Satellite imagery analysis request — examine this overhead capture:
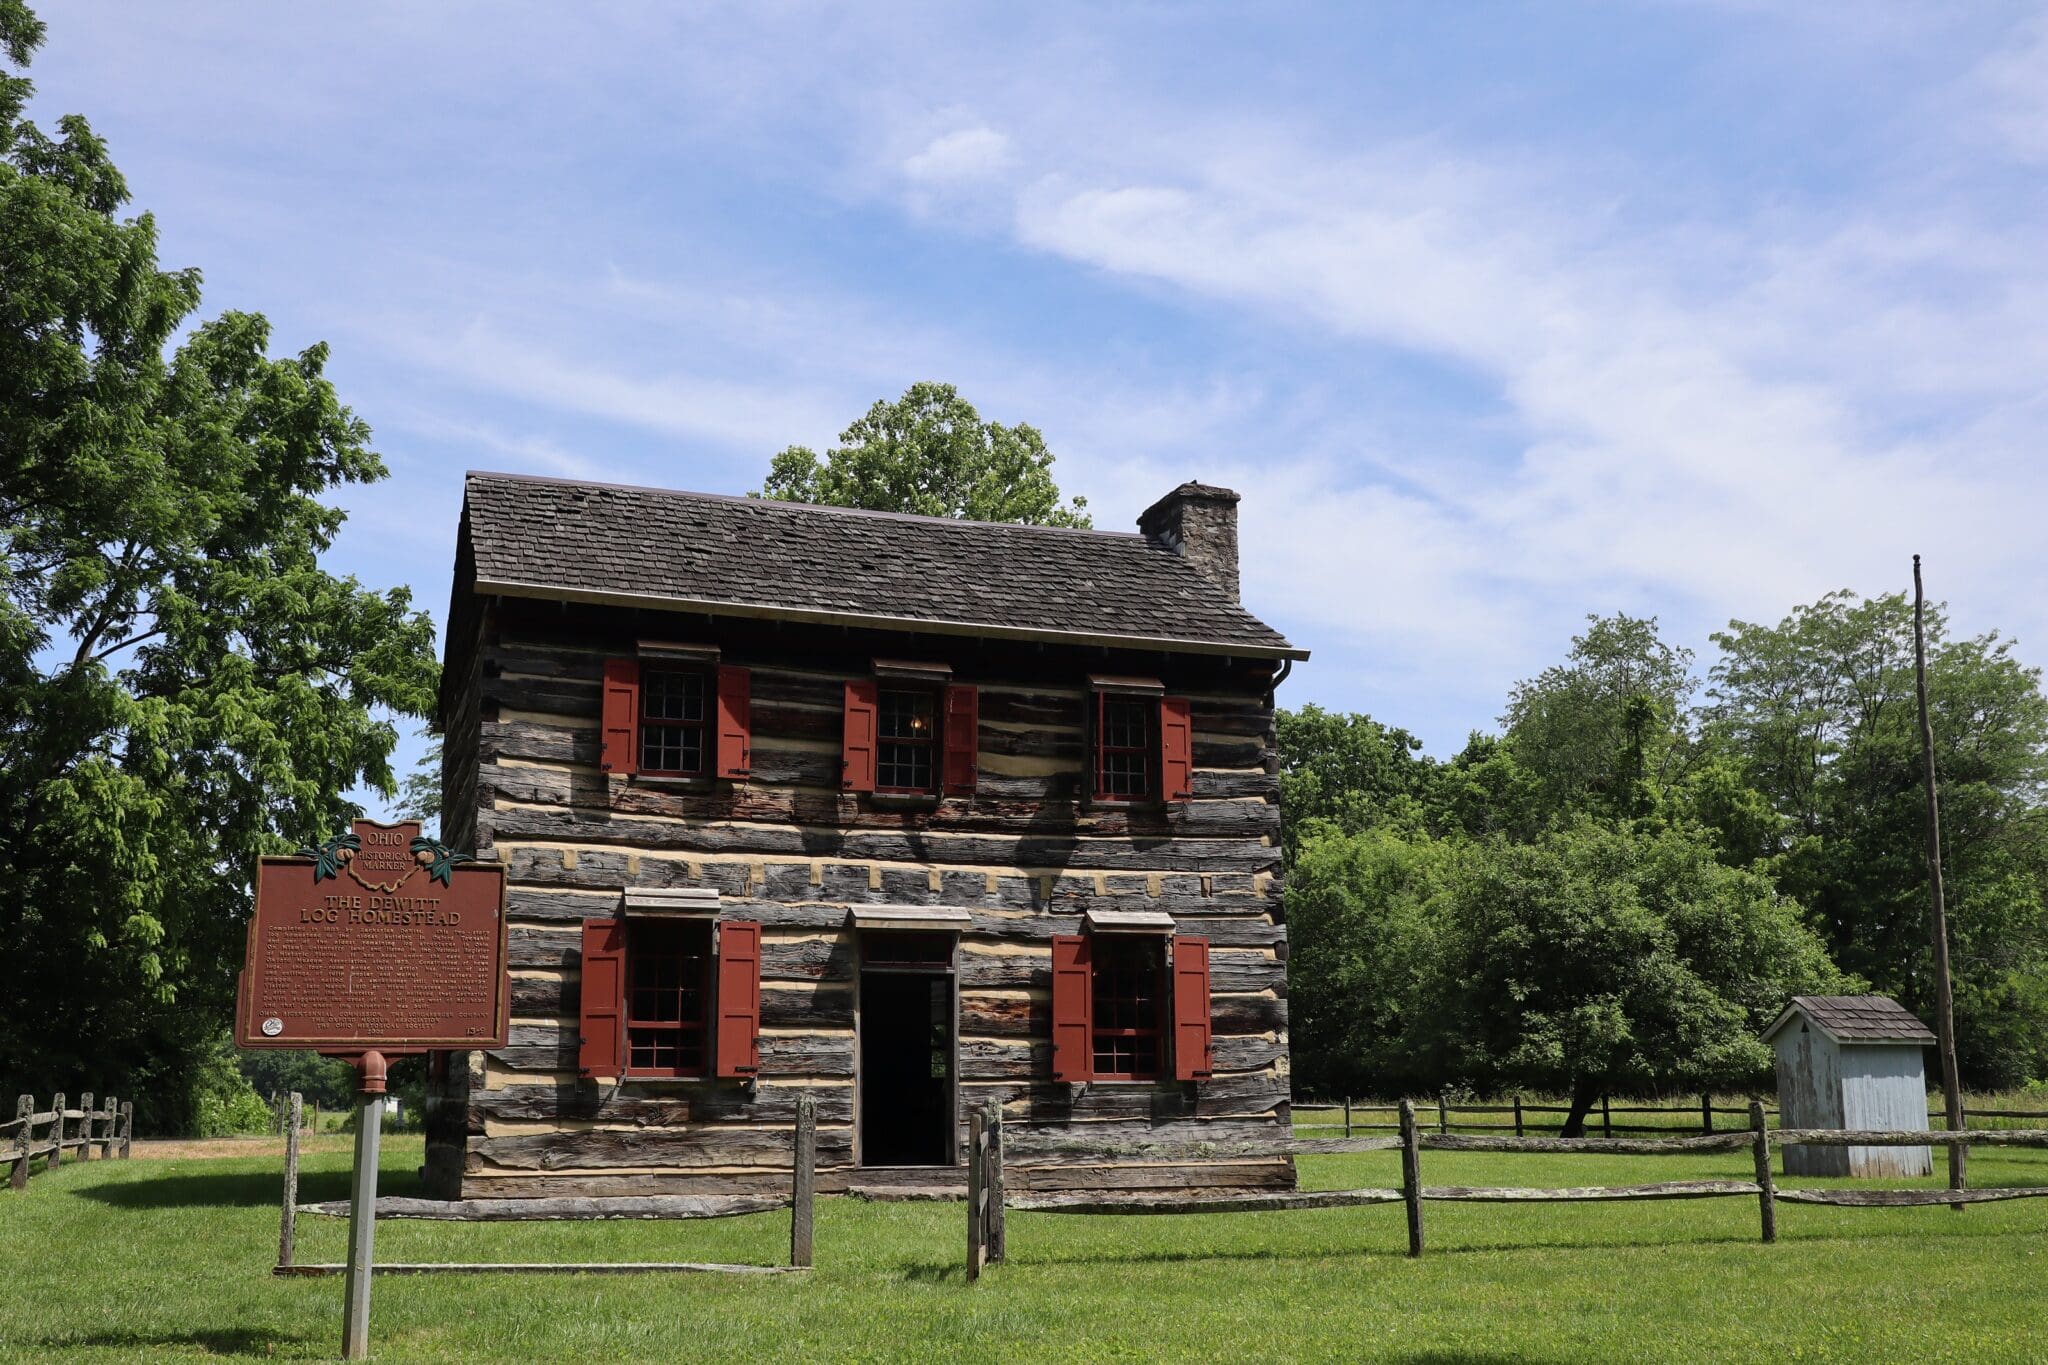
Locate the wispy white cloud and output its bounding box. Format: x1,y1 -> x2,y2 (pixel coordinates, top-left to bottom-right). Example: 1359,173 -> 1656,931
904,125 -> 1012,182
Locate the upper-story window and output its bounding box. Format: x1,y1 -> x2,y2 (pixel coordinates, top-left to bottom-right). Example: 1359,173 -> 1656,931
641,668 -> 708,776
876,687 -> 939,793
1089,678 -> 1194,805
843,667 -> 978,798
600,653 -> 751,781
1096,694 -> 1153,800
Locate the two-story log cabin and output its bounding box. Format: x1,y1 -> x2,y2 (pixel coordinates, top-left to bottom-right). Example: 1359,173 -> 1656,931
424,472 -> 1307,1199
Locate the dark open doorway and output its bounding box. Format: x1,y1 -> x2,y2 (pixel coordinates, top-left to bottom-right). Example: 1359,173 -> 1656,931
858,970 -> 955,1167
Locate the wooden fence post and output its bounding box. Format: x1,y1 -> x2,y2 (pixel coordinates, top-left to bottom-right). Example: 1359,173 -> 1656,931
280,1093 -> 302,1269
985,1100 -> 1005,1266
9,1095 -> 28,1190
790,1095 -> 815,1269
1748,1099 -> 1776,1244
966,1107 -> 986,1283
1437,1096 -> 1448,1134
97,1097 -> 114,1158
1343,1096 -> 1352,1138
1702,1093 -> 1713,1135
79,1093 -> 94,1161
1601,1094 -> 1612,1138
1399,1099 -> 1424,1258
47,1093 -> 63,1172
119,1100 -> 132,1158
1513,1094 -> 1524,1137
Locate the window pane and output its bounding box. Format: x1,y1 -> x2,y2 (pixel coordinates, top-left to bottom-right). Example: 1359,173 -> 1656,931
644,670 -> 705,722
626,920 -> 710,1075
879,689 -> 935,740
877,688 -> 936,791
1090,937 -> 1163,1078
1103,698 -> 1149,749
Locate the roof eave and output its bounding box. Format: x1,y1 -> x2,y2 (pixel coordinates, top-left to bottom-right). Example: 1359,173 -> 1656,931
473,576 -> 1311,662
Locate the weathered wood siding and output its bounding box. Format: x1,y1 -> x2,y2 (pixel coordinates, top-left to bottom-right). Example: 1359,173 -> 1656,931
1773,1029 -> 1932,1179
430,600 -> 1294,1199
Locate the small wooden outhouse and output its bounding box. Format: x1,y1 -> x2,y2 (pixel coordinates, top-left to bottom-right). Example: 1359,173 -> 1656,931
1762,995 -> 1935,1178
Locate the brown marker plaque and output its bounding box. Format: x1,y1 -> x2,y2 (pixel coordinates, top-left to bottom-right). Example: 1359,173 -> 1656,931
235,818 -> 508,1053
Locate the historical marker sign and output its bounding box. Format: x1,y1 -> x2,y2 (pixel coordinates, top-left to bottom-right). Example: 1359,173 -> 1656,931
235,818 -> 508,1052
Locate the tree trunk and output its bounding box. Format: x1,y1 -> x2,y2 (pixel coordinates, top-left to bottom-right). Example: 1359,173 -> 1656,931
1560,1078 -> 1602,1138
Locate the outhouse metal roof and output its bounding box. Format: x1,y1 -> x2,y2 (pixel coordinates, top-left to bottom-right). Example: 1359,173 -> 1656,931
455,471 -> 1307,661
1762,995 -> 1937,1046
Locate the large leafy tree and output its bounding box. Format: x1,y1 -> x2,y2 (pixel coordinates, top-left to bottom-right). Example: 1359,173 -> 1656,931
759,381 -> 1092,527
1704,590 -> 2048,1085
1410,822 -> 1845,1132
0,6 -> 437,1127
1503,613 -> 1696,821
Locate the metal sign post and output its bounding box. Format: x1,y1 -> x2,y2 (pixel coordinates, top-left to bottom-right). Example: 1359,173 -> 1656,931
341,1052 -> 386,1361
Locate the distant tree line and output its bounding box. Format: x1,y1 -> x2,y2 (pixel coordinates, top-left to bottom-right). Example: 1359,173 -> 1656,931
1284,600 -> 2048,1132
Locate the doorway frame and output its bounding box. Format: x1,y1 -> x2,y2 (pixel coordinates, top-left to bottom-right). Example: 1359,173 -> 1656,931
852,932 -> 961,1169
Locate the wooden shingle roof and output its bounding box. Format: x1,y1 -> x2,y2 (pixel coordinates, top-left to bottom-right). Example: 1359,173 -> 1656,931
1763,995 -> 1937,1045
456,471 -> 1306,660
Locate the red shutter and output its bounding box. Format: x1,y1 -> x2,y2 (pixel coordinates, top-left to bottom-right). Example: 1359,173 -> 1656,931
715,920 -> 762,1078
1050,933 -> 1094,1083
715,665 -> 752,780
1159,696 -> 1193,803
942,684 -> 979,796
601,658 -> 640,776
1171,935 -> 1213,1081
842,679 -> 878,792
578,918 -> 627,1080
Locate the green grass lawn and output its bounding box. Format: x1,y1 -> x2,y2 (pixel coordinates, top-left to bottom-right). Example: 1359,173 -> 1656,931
4,1135 -> 2047,1362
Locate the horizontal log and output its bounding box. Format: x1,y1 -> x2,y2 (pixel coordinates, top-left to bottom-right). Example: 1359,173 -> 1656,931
1012,1188 -> 1400,1215
481,762 -> 1278,840
1776,1186 -> 2048,1207
464,1170 -> 859,1198
1005,1117 -> 1288,1162
276,1261 -> 800,1277
469,1126 -> 850,1171
974,1073 -> 1288,1122
1421,1180 -> 1761,1202
487,805 -> 1282,874
297,1195 -> 788,1221
1420,1133 -> 1754,1156
502,848 -> 1279,917
1775,1128 -> 2048,1148
472,1082 -> 850,1127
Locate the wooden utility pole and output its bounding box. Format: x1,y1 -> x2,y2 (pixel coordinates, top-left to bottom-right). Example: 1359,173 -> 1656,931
1913,555 -> 1967,1202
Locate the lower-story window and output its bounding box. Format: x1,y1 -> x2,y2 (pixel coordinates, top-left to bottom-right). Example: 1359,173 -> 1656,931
1090,936 -> 1165,1080
627,918 -> 711,1077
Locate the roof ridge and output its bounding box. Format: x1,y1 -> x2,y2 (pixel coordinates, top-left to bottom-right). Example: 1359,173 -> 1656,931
464,469 -> 1145,542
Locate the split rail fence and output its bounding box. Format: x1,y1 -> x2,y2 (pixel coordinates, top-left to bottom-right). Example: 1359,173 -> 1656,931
275,1091 -> 816,1277
5,1091 -> 133,1190
1295,1095 -> 2048,1138
965,1098 -> 2048,1271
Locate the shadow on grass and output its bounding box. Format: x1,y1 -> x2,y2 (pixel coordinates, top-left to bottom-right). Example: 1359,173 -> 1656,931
77,1168 -> 357,1209
897,1262 -> 963,1283
35,1326 -> 308,1355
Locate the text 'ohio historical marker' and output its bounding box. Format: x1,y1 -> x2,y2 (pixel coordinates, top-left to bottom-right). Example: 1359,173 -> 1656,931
235,818 -> 508,1052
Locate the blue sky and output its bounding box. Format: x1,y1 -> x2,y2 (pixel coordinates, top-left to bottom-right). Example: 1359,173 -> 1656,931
27,3 -> 2048,808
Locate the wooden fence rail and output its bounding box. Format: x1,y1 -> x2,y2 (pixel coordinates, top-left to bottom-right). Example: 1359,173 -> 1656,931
968,1098 -> 2048,1270
1295,1095 -> 2048,1139
5,1091 -> 132,1190
281,1092 -> 817,1277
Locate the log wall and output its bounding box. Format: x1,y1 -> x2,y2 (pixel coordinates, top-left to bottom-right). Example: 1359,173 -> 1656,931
429,600 -> 1295,1198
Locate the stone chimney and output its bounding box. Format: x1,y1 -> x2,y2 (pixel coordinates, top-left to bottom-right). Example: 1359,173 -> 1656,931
1138,482 -> 1241,601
